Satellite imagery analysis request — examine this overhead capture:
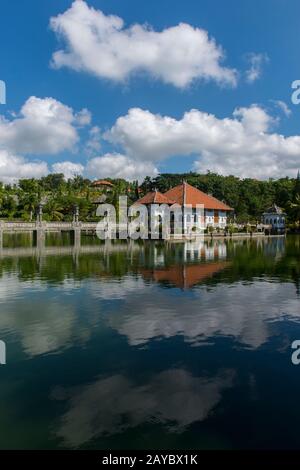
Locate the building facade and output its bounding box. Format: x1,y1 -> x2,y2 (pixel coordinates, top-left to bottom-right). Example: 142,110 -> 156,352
262,204 -> 286,234
135,182 -> 233,232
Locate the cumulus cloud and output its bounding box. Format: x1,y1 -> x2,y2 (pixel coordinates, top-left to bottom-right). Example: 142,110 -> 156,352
0,96 -> 87,155
0,150 -> 48,184
245,53 -> 269,83
106,105 -> 300,178
0,96 -> 94,184
50,0 -> 237,88
86,153 -> 158,182
52,161 -> 84,179
75,108 -> 92,127
232,105 -> 276,134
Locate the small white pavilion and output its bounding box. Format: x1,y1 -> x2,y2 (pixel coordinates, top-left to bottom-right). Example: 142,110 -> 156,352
262,204 -> 286,234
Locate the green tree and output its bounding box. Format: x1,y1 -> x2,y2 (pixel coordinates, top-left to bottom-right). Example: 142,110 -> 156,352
44,198 -> 64,221
289,195 -> 300,225
19,192 -> 39,221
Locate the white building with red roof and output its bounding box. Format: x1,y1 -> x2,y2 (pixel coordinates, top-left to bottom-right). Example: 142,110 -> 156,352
134,182 -> 233,231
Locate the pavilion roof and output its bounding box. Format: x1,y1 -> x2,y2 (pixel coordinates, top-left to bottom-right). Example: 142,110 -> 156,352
164,182 -> 233,211
92,180 -> 114,187
134,190 -> 176,205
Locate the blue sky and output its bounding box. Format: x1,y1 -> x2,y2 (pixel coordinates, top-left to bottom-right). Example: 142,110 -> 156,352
0,0 -> 300,182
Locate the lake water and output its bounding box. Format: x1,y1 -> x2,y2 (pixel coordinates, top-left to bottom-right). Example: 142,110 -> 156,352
0,234 -> 299,449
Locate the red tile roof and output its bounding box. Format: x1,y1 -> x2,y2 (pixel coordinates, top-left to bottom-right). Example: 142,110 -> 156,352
134,190 -> 176,205
164,182 -> 233,211
92,179 -> 113,187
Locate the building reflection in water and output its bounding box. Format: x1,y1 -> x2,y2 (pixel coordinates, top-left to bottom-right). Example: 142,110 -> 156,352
0,237 -> 294,358
0,235 -> 299,449
145,240 -> 230,289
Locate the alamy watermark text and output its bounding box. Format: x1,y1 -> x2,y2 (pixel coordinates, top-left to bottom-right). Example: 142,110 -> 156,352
0,80 -> 6,104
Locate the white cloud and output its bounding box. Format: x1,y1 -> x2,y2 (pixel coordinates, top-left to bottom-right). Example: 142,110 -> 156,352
0,150 -> 48,184
86,153 -> 158,182
86,126 -> 102,154
106,105 -> 300,178
50,0 -> 237,88
232,105 -> 276,134
75,108 -> 92,126
0,96 -> 88,155
52,161 -> 84,179
245,53 -> 269,83
271,100 -> 292,117
0,96 -> 94,184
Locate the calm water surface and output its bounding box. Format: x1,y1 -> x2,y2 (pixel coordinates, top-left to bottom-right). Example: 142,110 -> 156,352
0,234 -> 299,449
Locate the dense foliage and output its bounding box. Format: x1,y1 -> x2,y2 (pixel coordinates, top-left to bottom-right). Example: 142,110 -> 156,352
0,174 -> 138,222
0,171 -> 299,225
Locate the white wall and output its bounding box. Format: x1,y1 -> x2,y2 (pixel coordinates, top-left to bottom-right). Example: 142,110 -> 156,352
263,213 -> 285,228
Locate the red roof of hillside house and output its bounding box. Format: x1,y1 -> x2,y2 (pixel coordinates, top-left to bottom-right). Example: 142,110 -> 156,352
92,179 -> 114,187
164,182 -> 233,211
127,187 -> 143,194
134,190 -> 176,205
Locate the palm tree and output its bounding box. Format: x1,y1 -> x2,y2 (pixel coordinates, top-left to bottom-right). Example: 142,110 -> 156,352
19,192 -> 39,221
44,198 -> 64,221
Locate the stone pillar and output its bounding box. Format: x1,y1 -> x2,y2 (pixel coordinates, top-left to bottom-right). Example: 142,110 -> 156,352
37,203 -> 43,223
33,228 -> 46,250
0,221 -> 3,250
37,229 -> 46,251
74,228 -> 81,249
71,205 -> 81,249
71,226 -> 81,249
73,205 -> 79,224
